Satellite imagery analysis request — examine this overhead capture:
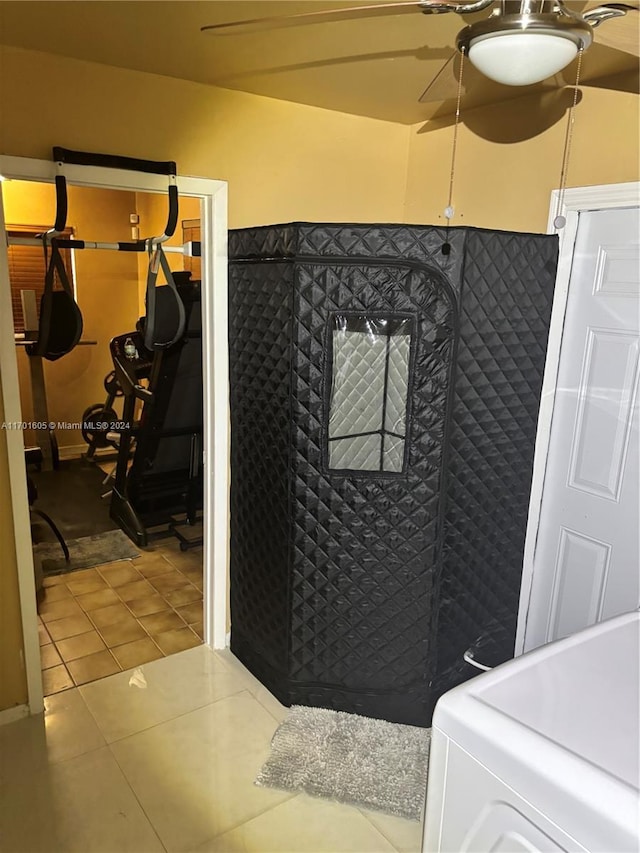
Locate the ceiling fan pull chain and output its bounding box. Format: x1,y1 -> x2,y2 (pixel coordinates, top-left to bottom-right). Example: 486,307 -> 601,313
442,46 -> 466,256
554,48 -> 584,231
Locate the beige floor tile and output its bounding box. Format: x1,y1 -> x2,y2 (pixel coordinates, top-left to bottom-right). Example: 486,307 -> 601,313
68,568 -> 103,583
40,643 -> 63,669
178,565 -> 204,584
166,552 -> 204,574
148,570 -> 192,594
88,602 -> 132,629
46,612 -> 94,641
0,689 -> 106,786
164,585 -> 202,608
80,645 -> 243,742
39,597 -> 84,623
110,692 -> 292,851
98,562 -> 142,588
99,617 -> 148,648
190,620 -> 205,641
132,552 -> 176,578
67,650 -> 121,686
42,572 -> 69,587
175,601 -> 203,625
138,610 -> 186,636
40,583 -> 73,602
42,664 -> 74,696
178,562 -> 204,577
56,630 -> 107,662
75,588 -> 121,612
111,637 -> 164,670
146,540 -> 183,556
193,796 -> 398,853
126,594 -> 170,618
154,626 -> 201,655
96,558 -> 134,572
0,747 -> 165,853
38,621 -> 51,646
360,808 -> 424,853
65,573 -> 109,597
216,649 -> 289,723
117,579 -> 156,602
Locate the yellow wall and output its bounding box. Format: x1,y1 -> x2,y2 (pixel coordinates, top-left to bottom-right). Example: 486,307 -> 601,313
0,46 -> 410,228
404,82 -> 640,232
3,181 -> 140,449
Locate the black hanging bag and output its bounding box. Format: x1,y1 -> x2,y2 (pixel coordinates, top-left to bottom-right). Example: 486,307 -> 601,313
27,239 -> 83,361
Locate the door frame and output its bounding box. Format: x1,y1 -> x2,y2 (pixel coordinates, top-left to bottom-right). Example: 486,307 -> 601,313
0,155 -> 229,715
515,181 -> 640,656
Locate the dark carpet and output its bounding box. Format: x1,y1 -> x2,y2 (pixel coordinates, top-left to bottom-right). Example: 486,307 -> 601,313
34,529 -> 139,575
29,457 -> 117,544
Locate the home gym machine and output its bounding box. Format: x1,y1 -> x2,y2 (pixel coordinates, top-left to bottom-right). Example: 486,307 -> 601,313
29,147 -> 203,548
108,271 -> 203,548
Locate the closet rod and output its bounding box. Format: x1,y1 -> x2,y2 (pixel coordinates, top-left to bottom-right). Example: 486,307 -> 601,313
6,236 -> 201,256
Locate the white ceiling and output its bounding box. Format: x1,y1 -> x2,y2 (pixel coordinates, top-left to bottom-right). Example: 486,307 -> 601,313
0,1 -> 637,126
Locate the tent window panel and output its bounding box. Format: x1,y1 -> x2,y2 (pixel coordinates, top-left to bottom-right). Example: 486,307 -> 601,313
328,315 -> 412,474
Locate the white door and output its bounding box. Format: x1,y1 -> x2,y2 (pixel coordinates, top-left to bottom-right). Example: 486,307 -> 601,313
523,205 -> 640,652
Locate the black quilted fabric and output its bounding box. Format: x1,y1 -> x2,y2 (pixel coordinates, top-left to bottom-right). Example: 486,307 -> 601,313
228,223 -> 558,725
228,260 -> 294,689
432,230 -> 557,696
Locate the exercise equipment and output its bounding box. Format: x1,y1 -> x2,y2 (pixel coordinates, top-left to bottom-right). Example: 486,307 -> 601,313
81,370 -> 125,458
108,272 -> 203,547
6,148 -> 204,545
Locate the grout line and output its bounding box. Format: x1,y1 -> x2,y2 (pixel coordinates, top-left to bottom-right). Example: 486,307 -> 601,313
100,743 -> 171,853
356,803 -> 424,840
193,791 -> 301,847
40,543 -> 204,696
101,685 -> 255,747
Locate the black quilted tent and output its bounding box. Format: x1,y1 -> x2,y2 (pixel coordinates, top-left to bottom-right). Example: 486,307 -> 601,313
228,222 -> 558,726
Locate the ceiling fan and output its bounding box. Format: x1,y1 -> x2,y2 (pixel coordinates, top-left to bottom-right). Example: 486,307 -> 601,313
202,1 -> 639,101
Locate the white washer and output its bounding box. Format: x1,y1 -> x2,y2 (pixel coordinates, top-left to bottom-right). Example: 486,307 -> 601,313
423,610 -> 639,852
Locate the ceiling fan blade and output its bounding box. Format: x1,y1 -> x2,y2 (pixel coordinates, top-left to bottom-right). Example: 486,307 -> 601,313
592,5 -> 640,57
201,2 -> 430,36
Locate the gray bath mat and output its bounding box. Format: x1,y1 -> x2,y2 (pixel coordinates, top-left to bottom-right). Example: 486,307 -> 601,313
35,529 -> 139,575
255,705 -> 431,820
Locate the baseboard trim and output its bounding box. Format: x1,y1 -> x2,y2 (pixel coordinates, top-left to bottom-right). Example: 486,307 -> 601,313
0,703 -> 29,727
58,445 -> 117,462
58,444 -> 87,460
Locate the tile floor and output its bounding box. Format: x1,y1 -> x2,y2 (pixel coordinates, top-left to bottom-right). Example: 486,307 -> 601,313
38,541 -> 204,695
0,645 -> 423,853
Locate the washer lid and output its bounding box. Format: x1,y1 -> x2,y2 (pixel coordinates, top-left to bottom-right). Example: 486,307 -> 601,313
472,611 -> 639,789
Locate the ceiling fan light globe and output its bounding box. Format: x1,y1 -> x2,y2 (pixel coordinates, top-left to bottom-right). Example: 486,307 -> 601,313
468,33 -> 579,86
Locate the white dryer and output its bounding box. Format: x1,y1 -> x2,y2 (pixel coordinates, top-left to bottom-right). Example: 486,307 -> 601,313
423,610 -> 639,852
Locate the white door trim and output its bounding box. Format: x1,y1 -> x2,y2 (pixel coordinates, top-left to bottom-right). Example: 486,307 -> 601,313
0,155 -> 229,715
515,181 -> 640,657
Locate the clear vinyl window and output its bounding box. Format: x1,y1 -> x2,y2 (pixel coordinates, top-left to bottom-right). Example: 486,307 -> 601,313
327,315 -> 412,473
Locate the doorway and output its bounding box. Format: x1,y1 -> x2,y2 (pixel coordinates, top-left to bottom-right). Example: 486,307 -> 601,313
516,182 -> 640,655
0,155 -> 228,715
